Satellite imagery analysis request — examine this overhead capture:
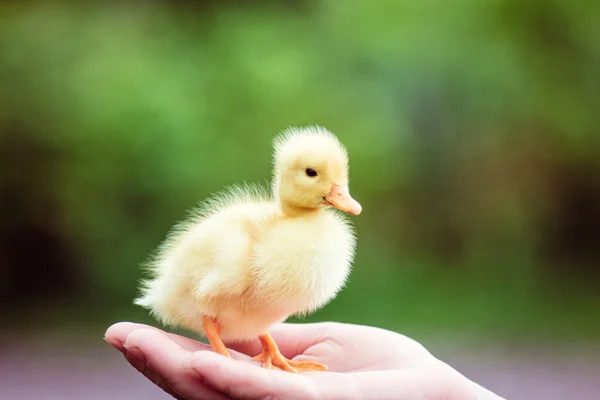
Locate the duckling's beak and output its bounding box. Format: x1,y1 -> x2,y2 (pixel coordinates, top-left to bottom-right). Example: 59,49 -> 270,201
325,184 -> 362,215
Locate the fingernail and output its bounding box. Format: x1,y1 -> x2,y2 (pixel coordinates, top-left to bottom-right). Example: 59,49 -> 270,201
104,337 -> 126,353
124,345 -> 147,372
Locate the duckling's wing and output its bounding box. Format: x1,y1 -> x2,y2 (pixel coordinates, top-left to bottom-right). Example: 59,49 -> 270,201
134,182 -> 270,311
143,181 -> 270,271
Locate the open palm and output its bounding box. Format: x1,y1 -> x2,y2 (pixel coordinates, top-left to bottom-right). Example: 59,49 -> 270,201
105,321 -> 503,400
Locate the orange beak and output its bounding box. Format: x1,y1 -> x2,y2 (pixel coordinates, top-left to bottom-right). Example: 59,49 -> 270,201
325,184 -> 362,215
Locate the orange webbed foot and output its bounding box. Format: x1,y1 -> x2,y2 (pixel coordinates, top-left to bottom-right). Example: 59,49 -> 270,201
253,333 -> 327,373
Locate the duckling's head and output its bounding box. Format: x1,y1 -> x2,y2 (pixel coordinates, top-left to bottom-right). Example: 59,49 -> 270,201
272,126 -> 362,215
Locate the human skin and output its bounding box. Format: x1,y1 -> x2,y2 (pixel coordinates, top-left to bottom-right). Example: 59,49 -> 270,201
104,321 -> 504,400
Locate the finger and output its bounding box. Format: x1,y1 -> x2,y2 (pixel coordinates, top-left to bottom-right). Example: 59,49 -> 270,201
105,321 -> 209,353
124,349 -> 180,398
126,328 -> 230,400
185,351 -> 316,399
226,322 -> 334,358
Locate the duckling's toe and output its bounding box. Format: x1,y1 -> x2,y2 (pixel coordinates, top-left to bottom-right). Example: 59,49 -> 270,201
253,351 -> 297,373
286,359 -> 328,372
252,333 -> 328,373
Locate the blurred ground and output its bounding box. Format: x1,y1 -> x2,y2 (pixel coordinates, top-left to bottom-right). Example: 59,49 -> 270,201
0,337 -> 598,400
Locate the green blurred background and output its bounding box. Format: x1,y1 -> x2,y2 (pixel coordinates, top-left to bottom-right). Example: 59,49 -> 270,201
1,1 -> 599,398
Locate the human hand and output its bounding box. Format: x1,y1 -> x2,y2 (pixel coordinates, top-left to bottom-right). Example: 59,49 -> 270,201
105,321 -> 504,400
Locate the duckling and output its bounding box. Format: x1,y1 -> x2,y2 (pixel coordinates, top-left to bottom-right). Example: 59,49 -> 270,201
135,126 -> 361,373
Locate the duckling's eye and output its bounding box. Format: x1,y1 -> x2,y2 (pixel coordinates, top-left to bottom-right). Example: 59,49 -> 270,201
305,168 -> 318,177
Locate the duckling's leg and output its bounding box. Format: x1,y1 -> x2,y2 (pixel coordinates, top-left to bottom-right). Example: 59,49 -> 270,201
252,333 -> 327,373
202,315 -> 230,357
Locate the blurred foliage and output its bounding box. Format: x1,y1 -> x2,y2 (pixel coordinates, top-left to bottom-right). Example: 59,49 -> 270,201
0,0 -> 599,341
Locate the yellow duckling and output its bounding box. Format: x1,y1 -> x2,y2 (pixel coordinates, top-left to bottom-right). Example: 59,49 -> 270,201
135,126 -> 361,373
